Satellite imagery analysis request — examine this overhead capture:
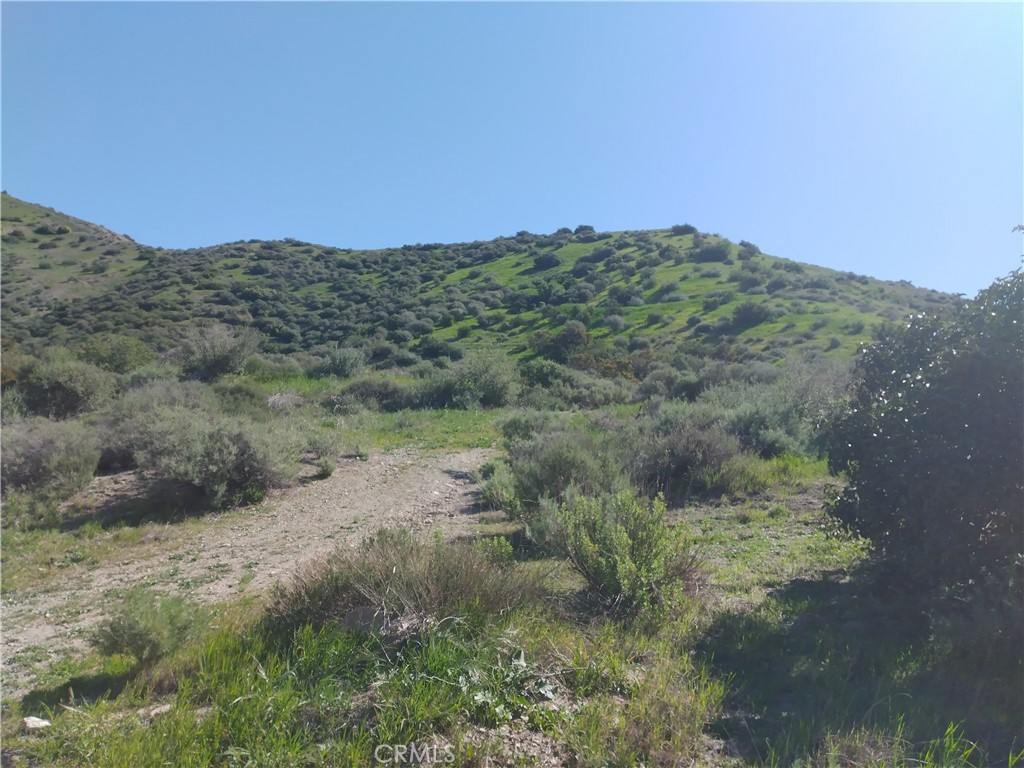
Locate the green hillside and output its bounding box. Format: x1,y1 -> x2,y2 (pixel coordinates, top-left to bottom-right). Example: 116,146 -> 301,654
1,194 -> 957,364
2,193 -> 1019,767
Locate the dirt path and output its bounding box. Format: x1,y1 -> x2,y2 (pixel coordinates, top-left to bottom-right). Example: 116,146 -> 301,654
1,448 -> 496,700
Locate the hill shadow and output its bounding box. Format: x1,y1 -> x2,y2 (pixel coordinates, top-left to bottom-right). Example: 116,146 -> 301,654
697,567 -> 1023,763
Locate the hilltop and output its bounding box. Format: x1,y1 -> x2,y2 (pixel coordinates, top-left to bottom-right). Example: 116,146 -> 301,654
1,193 -> 957,364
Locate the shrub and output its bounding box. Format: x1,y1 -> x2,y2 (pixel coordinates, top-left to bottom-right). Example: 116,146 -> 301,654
478,459 -> 521,517
827,270 -> 1023,621
90,586 -> 205,665
624,409 -> 742,503
692,242 -> 731,263
532,252 -> 561,270
558,492 -> 703,615
1,387 -> 28,424
420,352 -> 520,409
504,426 -> 628,511
78,334 -> 156,373
671,224 -> 698,236
341,376 -> 416,412
128,406 -> 298,508
17,351 -> 118,418
244,354 -> 305,381
1,417 -> 100,497
176,323 -> 261,381
312,345 -> 366,378
730,301 -> 776,330
265,528 -> 546,632
605,314 -> 627,332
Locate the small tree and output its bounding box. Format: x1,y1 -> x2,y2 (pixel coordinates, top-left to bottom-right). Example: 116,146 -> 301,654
827,271 -> 1022,620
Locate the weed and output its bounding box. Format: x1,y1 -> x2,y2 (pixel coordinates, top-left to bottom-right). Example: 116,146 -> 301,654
90,586 -> 206,666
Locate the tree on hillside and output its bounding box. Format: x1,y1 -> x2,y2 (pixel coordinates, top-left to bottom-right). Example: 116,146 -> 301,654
827,270 -> 1022,629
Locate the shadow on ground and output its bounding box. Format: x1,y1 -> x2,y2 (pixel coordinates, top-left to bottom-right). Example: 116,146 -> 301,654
697,566 -> 1023,763
55,471 -> 208,533
19,669 -> 135,717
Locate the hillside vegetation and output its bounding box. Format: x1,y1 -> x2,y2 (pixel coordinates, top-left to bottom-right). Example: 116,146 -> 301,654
2,193 -> 956,364
1,194 -> 1019,767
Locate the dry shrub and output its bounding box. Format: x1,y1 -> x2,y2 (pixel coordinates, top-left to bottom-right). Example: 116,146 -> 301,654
1,416 -> 100,497
265,529 -> 547,633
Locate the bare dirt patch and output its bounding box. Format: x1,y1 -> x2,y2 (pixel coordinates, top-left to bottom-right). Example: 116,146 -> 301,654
1,447 -> 495,700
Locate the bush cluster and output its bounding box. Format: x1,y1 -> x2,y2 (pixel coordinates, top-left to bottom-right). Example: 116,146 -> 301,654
127,406 -> 297,508
16,351 -> 118,418
338,353 -> 520,411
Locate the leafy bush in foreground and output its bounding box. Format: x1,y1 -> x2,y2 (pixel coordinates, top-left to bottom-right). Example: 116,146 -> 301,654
503,426 -> 628,511
828,270 -> 1023,624
559,492 -> 703,616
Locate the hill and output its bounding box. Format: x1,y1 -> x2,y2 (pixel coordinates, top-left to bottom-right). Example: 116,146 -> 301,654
2,194 -> 1018,767
1,194 -> 958,365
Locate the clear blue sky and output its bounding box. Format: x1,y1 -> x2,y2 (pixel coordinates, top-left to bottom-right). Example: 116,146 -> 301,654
3,2 -> 1021,296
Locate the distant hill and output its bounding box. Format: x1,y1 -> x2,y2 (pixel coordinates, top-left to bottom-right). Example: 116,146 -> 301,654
1,193 -> 958,364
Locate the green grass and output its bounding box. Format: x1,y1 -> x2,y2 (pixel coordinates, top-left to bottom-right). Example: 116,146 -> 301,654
5,461 -> 1016,767
328,407 -> 505,452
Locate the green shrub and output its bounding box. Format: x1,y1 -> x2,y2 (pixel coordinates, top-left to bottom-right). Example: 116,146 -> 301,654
504,426 -> 628,511
827,270 -> 1023,625
1,387 -> 28,424
311,345 -> 366,378
624,407 -> 742,503
473,535 -> 515,567
1,417 -> 100,498
77,333 -> 156,374
558,492 -> 703,615
341,376 -> 416,412
243,354 -> 305,381
692,242 -> 731,263
518,359 -> 631,409
17,350 -> 118,418
446,352 -> 520,408
533,252 -> 561,270
478,459 -> 521,517
90,586 -> 205,665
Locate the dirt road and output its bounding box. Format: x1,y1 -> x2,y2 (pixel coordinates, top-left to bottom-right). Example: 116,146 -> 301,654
1,448 -> 495,700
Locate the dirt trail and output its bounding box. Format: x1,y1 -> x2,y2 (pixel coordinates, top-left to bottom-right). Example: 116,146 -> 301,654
1,448 -> 495,700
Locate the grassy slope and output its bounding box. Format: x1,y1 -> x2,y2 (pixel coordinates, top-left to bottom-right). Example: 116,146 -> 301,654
1,194 -> 958,360
0,193 -> 148,319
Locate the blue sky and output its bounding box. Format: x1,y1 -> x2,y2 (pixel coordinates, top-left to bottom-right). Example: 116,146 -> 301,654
2,2 -> 1021,296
